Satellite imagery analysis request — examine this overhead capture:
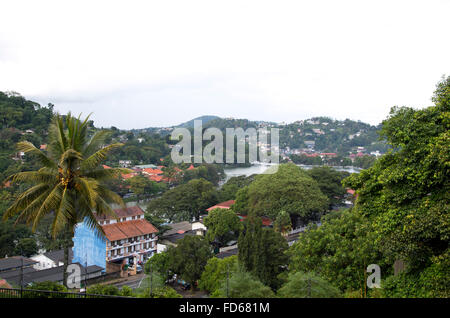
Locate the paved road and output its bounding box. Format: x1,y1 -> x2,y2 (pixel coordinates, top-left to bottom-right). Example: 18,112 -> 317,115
113,273 -> 146,289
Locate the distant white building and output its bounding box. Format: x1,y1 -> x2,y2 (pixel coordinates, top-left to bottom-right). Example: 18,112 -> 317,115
119,160 -> 132,168
31,249 -> 73,270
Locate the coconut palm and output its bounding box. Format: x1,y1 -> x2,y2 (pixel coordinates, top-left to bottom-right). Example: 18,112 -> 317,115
3,113 -> 129,286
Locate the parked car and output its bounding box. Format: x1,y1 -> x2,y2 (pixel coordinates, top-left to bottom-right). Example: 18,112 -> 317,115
177,279 -> 191,290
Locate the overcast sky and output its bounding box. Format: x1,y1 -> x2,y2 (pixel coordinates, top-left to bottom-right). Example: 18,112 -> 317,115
1,0 -> 449,129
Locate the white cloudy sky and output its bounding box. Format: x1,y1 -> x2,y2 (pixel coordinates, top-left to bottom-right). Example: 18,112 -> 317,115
1,0 -> 449,129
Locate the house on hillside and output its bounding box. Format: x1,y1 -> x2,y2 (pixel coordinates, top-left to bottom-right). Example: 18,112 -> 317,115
119,160 -> 132,168
31,249 -> 73,270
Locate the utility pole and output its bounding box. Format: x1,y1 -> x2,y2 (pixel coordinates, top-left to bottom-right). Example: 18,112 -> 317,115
84,252 -> 88,296
307,277 -> 311,298
20,256 -> 24,297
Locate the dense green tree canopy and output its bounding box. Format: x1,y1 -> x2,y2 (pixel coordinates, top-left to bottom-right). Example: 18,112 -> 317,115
167,235 -> 213,288
288,209 -> 387,292
198,255 -> 238,294
147,178 -> 218,222
277,271 -> 341,298
238,217 -> 289,290
306,166 -> 349,208
235,164 -> 328,224
217,175 -> 256,202
204,208 -> 242,245
212,268 -> 275,298
343,76 -> 449,273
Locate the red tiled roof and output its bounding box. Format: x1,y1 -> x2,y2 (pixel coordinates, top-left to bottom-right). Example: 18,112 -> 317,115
96,205 -> 144,221
206,200 -> 235,212
320,153 -> 337,156
102,219 -> 158,241
102,164 -> 112,169
347,189 -> 356,195
148,175 -> 163,182
40,144 -> 47,150
142,168 -> 163,175
187,164 -> 195,170
237,214 -> 273,227
0,279 -> 12,289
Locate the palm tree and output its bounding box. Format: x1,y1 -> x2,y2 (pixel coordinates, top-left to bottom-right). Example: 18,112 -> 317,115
3,113 -> 129,287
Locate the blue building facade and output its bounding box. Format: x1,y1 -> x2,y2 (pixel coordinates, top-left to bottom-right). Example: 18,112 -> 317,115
72,222 -> 107,271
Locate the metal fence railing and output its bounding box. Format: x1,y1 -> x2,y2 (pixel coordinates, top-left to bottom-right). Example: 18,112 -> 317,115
0,287 -> 132,298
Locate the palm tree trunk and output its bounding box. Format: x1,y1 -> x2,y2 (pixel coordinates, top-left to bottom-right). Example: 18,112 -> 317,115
63,224 -> 75,288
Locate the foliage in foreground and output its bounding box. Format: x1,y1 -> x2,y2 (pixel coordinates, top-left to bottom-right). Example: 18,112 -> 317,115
277,271 -> 341,298
211,268 -> 275,298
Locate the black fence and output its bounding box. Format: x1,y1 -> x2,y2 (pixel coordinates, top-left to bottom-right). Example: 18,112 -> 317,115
0,287 -> 132,298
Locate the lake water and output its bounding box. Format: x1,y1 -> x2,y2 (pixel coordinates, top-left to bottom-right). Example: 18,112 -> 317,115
223,163 -> 362,182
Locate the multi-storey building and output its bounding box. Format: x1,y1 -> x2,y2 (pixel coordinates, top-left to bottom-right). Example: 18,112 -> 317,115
72,205 -> 158,272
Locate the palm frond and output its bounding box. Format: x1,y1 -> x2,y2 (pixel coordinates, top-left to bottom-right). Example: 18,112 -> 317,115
58,149 -> 83,167
6,171 -> 58,185
16,141 -> 56,169
74,176 -> 99,208
84,168 -> 132,181
84,130 -> 110,156
81,143 -> 123,171
96,184 -> 125,208
3,184 -> 50,221
83,212 -> 107,240
31,184 -> 63,232
48,114 -> 68,159
50,187 -> 74,237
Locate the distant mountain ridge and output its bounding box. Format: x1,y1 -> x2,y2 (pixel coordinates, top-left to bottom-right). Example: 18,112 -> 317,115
177,115 -> 221,128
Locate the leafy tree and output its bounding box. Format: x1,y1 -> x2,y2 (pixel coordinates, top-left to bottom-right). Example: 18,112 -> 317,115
352,155 -> 377,169
167,235 -> 213,290
277,272 -> 341,298
273,210 -> 292,236
212,268 -> 274,298
144,251 -> 172,280
204,208 -> 242,245
147,178 -> 218,222
127,174 -> 160,201
120,285 -> 134,297
144,213 -> 170,236
306,166 -> 349,209
181,164 -> 224,186
343,76 -> 449,296
87,284 -> 121,296
0,191 -> 34,257
236,163 -> 328,226
217,175 -> 256,202
136,286 -> 182,298
3,113 -> 128,286
198,255 -> 238,294
26,281 -> 68,298
14,237 -> 38,257
231,187 -> 249,215
162,165 -> 180,186
287,209 -> 388,292
238,217 -> 289,290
